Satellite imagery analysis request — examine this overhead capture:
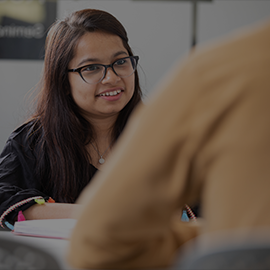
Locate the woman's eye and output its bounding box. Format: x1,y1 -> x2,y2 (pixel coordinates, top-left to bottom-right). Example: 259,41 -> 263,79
115,59 -> 126,66
83,65 -> 101,72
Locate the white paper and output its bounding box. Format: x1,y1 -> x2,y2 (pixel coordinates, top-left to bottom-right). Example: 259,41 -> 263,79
13,218 -> 77,239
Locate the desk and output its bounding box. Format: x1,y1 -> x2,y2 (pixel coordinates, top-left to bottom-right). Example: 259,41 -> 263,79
0,231 -> 74,269
0,230 -> 172,270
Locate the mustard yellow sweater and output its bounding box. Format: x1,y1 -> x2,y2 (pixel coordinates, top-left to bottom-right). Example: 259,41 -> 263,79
68,19 -> 270,269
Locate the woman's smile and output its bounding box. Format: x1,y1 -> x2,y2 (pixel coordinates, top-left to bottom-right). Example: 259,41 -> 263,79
96,88 -> 123,101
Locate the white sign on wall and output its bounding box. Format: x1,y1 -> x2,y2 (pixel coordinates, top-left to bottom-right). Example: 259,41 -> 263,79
0,0 -> 57,60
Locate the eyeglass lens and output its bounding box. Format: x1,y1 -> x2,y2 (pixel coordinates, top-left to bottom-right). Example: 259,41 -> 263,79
80,57 -> 137,84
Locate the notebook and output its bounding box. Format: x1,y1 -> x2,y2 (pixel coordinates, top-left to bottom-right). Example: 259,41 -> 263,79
12,218 -> 77,239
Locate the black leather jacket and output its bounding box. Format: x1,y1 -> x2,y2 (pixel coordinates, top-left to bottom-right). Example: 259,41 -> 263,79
0,121 -> 97,226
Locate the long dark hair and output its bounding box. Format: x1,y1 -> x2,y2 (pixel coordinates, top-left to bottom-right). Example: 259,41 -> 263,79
30,9 -> 142,203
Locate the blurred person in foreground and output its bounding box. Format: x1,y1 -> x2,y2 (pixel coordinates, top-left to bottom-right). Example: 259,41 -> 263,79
68,18 -> 270,269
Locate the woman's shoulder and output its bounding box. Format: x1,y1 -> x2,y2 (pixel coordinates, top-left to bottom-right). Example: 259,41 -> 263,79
8,119 -> 41,145
0,119 -> 41,160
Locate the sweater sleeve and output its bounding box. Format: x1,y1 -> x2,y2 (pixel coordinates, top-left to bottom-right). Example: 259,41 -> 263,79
67,57 -> 204,269
0,129 -> 48,226
67,20 -> 270,269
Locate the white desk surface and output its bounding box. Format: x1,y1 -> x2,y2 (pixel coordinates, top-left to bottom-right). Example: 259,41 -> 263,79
0,230 -> 74,269
0,230 -> 172,270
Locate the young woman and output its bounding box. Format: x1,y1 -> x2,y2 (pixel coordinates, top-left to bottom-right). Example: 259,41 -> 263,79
0,8 -> 142,229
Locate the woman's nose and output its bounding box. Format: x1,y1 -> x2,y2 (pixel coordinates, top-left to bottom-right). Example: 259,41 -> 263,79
101,68 -> 121,84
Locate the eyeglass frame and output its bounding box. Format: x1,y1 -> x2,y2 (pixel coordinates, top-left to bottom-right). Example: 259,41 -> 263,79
67,55 -> 139,85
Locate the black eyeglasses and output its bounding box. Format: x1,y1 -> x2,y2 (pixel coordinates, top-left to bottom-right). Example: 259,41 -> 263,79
68,56 -> 139,85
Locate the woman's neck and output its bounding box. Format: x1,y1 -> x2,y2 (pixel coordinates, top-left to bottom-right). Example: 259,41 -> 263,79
90,115 -> 117,142
86,114 -> 118,168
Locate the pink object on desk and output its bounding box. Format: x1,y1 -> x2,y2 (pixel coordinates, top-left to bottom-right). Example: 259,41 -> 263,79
18,211 -> 26,222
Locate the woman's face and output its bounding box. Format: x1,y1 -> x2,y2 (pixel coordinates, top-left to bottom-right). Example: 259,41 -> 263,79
68,31 -> 135,122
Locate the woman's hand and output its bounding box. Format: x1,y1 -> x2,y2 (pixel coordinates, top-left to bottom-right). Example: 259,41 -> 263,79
23,203 -> 82,220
